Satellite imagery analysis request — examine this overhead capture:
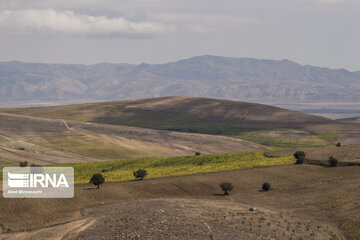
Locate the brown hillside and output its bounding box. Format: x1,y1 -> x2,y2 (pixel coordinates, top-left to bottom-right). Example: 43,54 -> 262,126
0,96 -> 344,131
0,113 -> 259,165
0,165 -> 359,239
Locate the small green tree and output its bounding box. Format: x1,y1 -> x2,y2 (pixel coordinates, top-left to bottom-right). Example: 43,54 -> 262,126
328,156 -> 338,167
90,173 -> 105,189
262,182 -> 271,191
219,182 -> 233,195
133,169 -> 147,180
195,152 -> 201,156
294,151 -> 306,164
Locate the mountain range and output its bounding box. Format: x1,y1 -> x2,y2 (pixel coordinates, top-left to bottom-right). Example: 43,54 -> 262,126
1,55 -> 359,107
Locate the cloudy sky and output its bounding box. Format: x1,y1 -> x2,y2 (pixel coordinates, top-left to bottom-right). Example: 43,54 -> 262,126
0,0 -> 359,70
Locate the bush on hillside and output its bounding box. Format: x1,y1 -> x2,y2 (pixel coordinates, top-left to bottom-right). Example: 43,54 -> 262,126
19,161 -> 28,167
90,173 -> 105,189
329,156 -> 338,167
293,151 -> 306,164
262,182 -> 271,191
133,169 -> 148,180
195,152 -> 201,156
219,182 -> 233,195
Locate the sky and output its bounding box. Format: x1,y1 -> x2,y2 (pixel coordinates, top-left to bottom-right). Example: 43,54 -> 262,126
0,0 -> 359,71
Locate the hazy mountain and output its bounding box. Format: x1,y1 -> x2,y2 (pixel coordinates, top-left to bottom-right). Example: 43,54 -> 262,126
1,55 -> 359,106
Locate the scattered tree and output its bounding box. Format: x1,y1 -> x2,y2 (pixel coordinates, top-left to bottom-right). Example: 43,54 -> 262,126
293,151 -> 306,164
328,156 -> 338,167
262,182 -> 271,191
19,161 -> 28,167
90,173 -> 105,189
133,169 -> 147,180
219,182 -> 233,195
195,152 -> 201,156
336,142 -> 341,147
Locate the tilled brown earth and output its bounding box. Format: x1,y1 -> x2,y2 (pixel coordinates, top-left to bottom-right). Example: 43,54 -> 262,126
77,199 -> 340,240
1,165 -> 357,239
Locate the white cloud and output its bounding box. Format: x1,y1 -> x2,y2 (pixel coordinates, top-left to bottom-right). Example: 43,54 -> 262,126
152,13 -> 260,25
151,13 -> 260,33
0,9 -> 169,37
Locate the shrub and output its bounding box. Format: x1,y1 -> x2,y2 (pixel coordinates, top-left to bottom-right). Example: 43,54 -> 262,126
195,152 -> 201,156
328,156 -> 338,167
19,161 -> 28,167
293,151 -> 306,164
336,142 -> 341,147
296,156 -> 305,164
133,169 -> 147,180
219,182 -> 233,195
262,182 -> 271,191
89,173 -> 105,188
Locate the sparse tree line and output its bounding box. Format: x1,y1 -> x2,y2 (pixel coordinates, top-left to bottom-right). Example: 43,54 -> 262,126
219,182 -> 271,195
88,152 -> 206,188
19,161 -> 42,168
293,151 -> 339,167
89,169 -> 148,189
292,142 -> 360,167
88,168 -> 272,195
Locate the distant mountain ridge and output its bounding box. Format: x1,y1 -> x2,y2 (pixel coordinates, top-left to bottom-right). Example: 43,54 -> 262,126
1,55 -> 359,105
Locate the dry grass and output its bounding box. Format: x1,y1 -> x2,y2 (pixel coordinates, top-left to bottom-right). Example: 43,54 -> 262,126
26,136 -> 148,159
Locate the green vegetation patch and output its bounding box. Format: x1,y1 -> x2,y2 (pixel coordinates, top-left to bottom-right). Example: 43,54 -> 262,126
312,131 -> 339,143
342,221 -> 360,239
94,110 -> 232,135
89,112 -> 339,149
26,136 -> 148,159
232,129 -> 333,149
55,151 -> 295,184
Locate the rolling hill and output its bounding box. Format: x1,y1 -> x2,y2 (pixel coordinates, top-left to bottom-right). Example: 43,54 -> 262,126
0,96 -> 336,129
0,98 -> 360,239
1,55 -> 359,108
0,112 -> 259,165
2,96 -> 356,148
